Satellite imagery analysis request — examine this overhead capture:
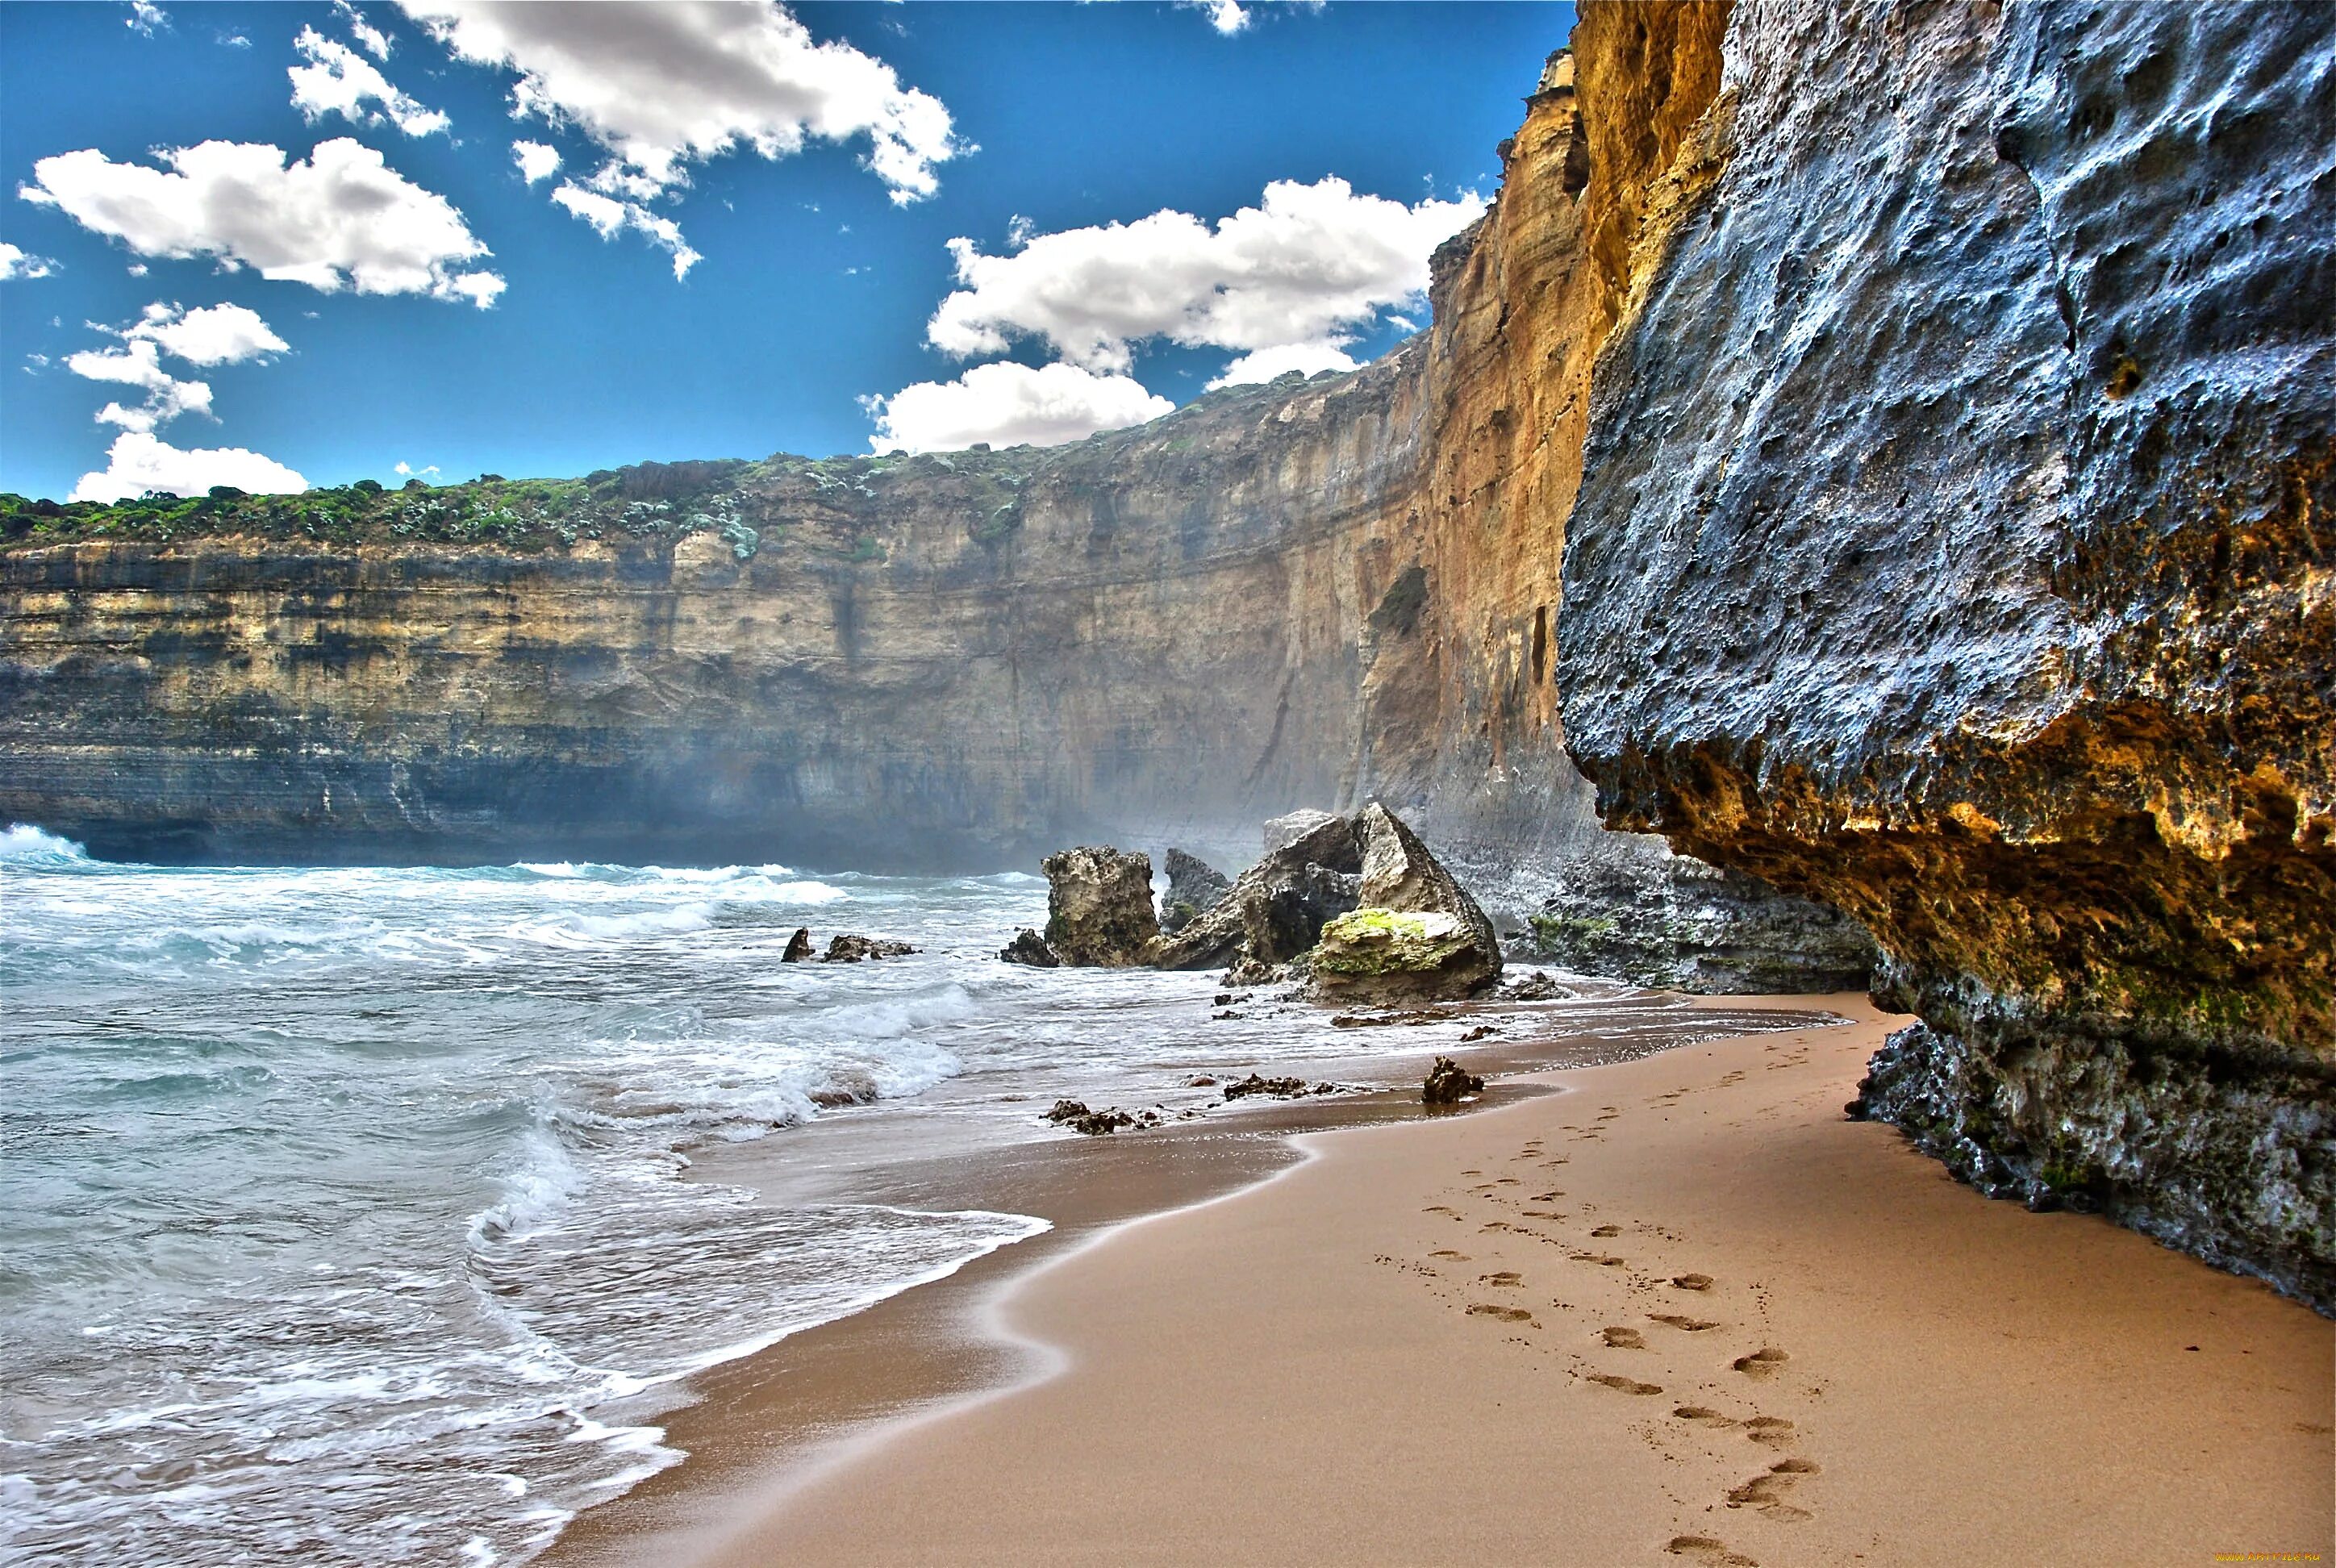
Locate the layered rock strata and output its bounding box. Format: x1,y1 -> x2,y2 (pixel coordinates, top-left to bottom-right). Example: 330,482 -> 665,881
1554,0 -> 2334,1306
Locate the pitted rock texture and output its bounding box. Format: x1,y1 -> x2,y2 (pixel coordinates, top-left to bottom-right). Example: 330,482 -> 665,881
1555,0 -> 2334,1305
1040,846 -> 1160,966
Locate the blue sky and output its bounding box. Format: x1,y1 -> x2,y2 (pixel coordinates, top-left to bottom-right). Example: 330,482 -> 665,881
2,1 -> 1569,500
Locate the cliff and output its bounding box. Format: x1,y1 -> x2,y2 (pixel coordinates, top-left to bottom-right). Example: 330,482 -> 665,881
1554,0 -> 2334,1306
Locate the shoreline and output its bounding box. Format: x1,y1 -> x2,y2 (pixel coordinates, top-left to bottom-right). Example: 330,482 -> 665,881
549,993 -> 2333,1566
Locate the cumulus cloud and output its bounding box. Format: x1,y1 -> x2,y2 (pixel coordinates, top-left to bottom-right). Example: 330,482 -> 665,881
126,1 -> 166,36
512,140 -> 561,183
401,0 -> 961,206
1207,340 -> 1358,388
72,430 -> 307,503
19,139 -> 504,307
334,0 -> 394,58
1192,1 -> 1249,33
928,177 -> 1483,375
1,242 -> 59,281
64,302 -> 289,434
862,361 -> 1173,454
550,182 -> 701,279
290,27 -> 449,136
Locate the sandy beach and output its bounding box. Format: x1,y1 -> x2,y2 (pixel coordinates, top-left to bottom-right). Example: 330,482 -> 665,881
553,996 -> 2334,1566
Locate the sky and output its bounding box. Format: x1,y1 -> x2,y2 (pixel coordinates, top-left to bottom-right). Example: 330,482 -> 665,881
1,0 -> 1571,502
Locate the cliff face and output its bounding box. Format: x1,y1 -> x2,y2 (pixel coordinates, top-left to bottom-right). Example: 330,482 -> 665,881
1555,0 -> 2334,1305
0,10 -> 1871,993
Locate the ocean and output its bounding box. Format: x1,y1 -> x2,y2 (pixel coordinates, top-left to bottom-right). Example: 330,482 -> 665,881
0,824 -> 1795,1565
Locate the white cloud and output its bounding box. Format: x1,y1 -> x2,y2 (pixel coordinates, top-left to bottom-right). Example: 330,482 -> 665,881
335,0 -> 394,58
550,182 -> 702,279
64,302 -> 287,434
290,28 -> 449,137
401,0 -> 962,206
1207,340 -> 1358,388
863,361 -> 1173,454
126,1 -> 166,36
20,139 -> 504,307
393,460 -> 440,477
512,140 -> 561,183
1193,1 -> 1249,33
127,263 -> 148,277
1,242 -> 59,281
72,431 -> 307,503
927,176 -> 1483,374
69,339 -> 214,432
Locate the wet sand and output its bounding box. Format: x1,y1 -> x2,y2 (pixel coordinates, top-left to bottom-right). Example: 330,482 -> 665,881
553,995 -> 2333,1566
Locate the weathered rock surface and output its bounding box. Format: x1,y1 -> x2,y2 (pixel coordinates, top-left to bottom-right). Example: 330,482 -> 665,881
1151,812 -> 1362,970
822,933 -> 916,963
1159,848 -> 1233,934
1039,846 -> 1159,966
1554,1 -> 2336,1306
999,928 -> 1060,967
1261,810 -> 1340,857
1525,858 -> 1877,994
782,927 -> 813,963
1044,1099 -> 1135,1136
1310,803 -> 1503,1004
1422,1056 -> 1486,1105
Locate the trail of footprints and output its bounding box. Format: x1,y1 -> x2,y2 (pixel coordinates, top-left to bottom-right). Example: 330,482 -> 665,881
1370,1083 -> 1823,1566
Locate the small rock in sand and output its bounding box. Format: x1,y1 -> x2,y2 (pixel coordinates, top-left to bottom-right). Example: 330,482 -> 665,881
1423,1055 -> 1486,1104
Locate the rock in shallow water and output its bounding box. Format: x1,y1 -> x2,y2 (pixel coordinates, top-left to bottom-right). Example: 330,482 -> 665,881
1423,1056 -> 1485,1104
1039,846 -> 1159,966
1160,849 -> 1233,934
822,933 -> 916,962
999,928 -> 1061,966
1152,814 -> 1362,971
1308,803 -> 1503,1004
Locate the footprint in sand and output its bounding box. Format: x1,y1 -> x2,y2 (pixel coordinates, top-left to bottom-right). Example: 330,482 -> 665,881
1467,1303 -> 1534,1324
1590,1224 -> 1622,1237
1665,1535 -> 1758,1566
1743,1417 -> 1796,1446
1429,1249 -> 1470,1261
1732,1348 -> 1789,1378
1480,1271 -> 1524,1287
1587,1373 -> 1664,1395
1600,1325 -> 1646,1349
1424,1205 -> 1459,1216
1569,1250 -> 1628,1266
1673,1406 -> 1738,1428
1671,1273 -> 1716,1291
1495,1177 -> 1521,1186
1533,1191 -> 1566,1201
1649,1314 -> 1721,1332
1725,1457 -> 1819,1520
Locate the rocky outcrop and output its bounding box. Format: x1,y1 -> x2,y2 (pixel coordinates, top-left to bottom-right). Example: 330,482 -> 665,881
822,933 -> 916,962
999,928 -> 1059,967
1310,803 -> 1504,1004
1039,847 -> 1159,966
1160,849 -> 1232,933
1525,858 -> 1877,994
1422,1057 -> 1486,1105
782,927 -> 813,963
1261,810 -> 1339,857
1151,812 -> 1362,971
1554,1 -> 2335,1306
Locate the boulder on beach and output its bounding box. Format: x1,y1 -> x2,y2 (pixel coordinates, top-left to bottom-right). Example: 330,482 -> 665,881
782,927 -> 814,963
1044,1098 -> 1136,1135
1039,846 -> 1161,965
1262,808 -> 1341,856
1160,849 -> 1233,934
999,928 -> 1061,966
1153,813 -> 1362,971
823,933 -> 917,962
1308,803 -> 1502,1004
1422,1055 -> 1486,1104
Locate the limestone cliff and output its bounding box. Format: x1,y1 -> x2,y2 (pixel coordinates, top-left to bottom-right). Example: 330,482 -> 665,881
1554,0 -> 2334,1306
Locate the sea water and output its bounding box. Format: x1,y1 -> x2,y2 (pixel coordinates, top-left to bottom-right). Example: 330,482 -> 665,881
0,824 -> 1785,1564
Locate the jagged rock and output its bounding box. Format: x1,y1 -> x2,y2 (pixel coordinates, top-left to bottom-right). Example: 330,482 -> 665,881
1153,813 -> 1362,970
1044,1099 -> 1135,1136
999,928 -> 1060,966
782,927 -> 814,963
1502,970 -> 1566,1000
823,933 -> 916,962
1262,808 -> 1341,856
1224,957 -> 1281,988
1160,848 -> 1233,934
1423,1056 -> 1485,1104
1309,803 -> 1502,1004
1039,846 -> 1159,966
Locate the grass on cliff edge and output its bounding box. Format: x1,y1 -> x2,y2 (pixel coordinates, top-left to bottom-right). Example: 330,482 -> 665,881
0,447 -> 1040,557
